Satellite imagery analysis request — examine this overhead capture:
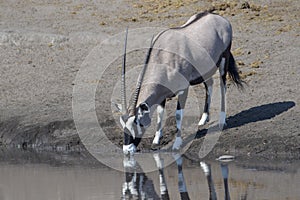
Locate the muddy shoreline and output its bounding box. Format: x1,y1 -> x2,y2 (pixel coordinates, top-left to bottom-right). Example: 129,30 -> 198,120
0,1 -> 299,161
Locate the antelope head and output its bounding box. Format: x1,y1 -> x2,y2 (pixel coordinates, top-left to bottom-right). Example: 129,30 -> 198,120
118,29 -> 154,154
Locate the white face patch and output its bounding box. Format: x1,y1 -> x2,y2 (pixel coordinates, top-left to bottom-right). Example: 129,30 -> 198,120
120,116 -> 126,129
127,116 -> 136,138
120,116 -> 136,139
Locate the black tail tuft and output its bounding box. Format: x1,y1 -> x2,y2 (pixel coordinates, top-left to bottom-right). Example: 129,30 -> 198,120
228,52 -> 244,90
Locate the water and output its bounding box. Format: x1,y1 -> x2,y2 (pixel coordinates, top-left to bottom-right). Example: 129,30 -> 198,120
0,151 -> 299,200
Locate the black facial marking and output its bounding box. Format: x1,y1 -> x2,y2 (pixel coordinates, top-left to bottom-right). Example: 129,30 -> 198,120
140,103 -> 149,112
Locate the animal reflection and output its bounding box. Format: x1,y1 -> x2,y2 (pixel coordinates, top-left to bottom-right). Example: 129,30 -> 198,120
200,162 -> 231,200
121,154 -> 231,200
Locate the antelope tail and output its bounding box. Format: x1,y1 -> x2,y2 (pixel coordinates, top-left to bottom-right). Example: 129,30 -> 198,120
228,52 -> 244,89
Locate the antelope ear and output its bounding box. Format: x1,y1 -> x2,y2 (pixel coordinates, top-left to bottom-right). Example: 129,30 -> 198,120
139,102 -> 150,114
138,102 -> 151,128
112,101 -> 122,113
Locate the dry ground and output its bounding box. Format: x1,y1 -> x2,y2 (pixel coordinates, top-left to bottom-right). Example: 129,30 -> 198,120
0,0 -> 299,161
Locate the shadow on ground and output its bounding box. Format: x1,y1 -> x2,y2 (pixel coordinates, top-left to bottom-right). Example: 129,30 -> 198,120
195,101 -> 296,138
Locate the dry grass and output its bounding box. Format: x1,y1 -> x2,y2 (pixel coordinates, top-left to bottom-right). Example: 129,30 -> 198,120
250,60 -> 263,69
124,0 -> 272,25
132,0 -> 198,14
239,70 -> 257,80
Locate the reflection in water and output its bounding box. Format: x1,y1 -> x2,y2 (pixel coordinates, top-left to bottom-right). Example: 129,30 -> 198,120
122,153 -> 233,200
200,162 -> 231,200
0,151 -> 300,200
122,156 -> 159,199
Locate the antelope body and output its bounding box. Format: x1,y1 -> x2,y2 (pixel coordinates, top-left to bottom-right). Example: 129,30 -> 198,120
120,12 -> 243,154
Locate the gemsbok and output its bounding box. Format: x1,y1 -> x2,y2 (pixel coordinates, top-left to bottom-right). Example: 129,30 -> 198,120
119,11 -> 243,154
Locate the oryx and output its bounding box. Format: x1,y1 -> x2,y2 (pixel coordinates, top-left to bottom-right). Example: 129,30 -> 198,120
119,12 -> 243,154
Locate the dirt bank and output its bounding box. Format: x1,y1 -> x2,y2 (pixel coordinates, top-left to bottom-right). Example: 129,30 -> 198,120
0,0 -> 299,161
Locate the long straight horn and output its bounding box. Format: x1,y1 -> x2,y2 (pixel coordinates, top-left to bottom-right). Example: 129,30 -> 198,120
121,27 -> 128,115
129,35 -> 155,116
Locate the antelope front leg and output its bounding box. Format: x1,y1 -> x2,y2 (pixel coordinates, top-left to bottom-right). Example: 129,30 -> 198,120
152,100 -> 166,150
172,90 -> 188,150
199,78 -> 213,126
173,108 -> 183,150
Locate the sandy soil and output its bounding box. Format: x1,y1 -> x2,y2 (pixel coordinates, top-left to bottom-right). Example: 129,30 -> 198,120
0,0 -> 299,161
